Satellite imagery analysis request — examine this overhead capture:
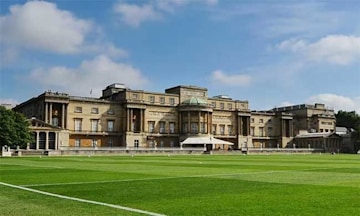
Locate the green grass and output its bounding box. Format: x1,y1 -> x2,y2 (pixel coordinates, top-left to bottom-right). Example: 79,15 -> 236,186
0,154 -> 359,215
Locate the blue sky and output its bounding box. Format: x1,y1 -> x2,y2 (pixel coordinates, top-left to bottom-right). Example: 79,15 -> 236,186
1,0 -> 359,113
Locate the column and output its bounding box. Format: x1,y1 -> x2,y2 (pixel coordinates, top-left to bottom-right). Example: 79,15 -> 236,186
238,116 -> 241,135
198,111 -> 201,134
126,109 -> 130,131
140,109 -> 144,132
206,112 -> 209,134
55,132 -> 58,150
65,105 -> 68,129
187,112 -> 191,133
49,103 -> 53,125
36,131 -> 40,150
130,109 -> 133,132
45,103 -> 48,123
45,131 -> 49,150
178,112 -> 182,133
62,104 -> 65,129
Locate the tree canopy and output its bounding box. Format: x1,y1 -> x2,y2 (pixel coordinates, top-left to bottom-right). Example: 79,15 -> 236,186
336,110 -> 360,151
0,106 -> 33,148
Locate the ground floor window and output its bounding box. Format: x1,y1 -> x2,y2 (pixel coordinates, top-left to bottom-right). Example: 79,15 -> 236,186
75,139 -> 81,147
134,139 -> 139,148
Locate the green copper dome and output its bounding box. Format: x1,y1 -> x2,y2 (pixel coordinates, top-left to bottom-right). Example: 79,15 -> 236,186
181,97 -> 208,106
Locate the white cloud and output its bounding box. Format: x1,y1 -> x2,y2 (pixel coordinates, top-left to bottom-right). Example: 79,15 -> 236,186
278,35 -> 360,65
211,70 -> 252,86
113,3 -> 161,27
29,55 -> 148,97
0,1 -> 92,54
306,94 -> 360,113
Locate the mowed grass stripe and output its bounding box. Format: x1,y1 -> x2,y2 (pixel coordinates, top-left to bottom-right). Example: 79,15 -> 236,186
0,181 -> 166,216
20,167 -> 332,187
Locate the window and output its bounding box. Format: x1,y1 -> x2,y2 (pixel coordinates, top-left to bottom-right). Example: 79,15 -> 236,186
220,103 -> 224,110
91,107 -> 99,114
107,120 -> 114,132
169,122 -> 175,133
251,118 -> 254,123
200,123 -> 206,133
75,106 -> 82,113
267,127 -> 273,136
259,127 -> 264,136
169,98 -> 175,105
108,139 -> 113,147
160,97 -> 165,104
149,96 -> 155,104
159,121 -> 165,133
170,141 -> 174,147
134,140 -> 139,148
183,123 -> 188,133
74,119 -> 82,132
148,121 -> 155,133
107,109 -> 114,115
160,140 -> 164,148
211,102 -> 216,108
191,122 -> 198,133
228,125 -> 233,135
132,94 -> 138,99
75,139 -> 81,147
212,124 -> 217,135
228,103 -> 232,110
250,127 -> 255,136
92,139 -> 97,148
219,125 -> 225,135
91,119 -> 99,132
52,117 -> 58,127
259,119 -> 264,123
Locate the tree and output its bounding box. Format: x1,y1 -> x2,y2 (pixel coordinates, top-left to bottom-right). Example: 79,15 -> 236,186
335,110 -> 360,151
0,106 -> 33,148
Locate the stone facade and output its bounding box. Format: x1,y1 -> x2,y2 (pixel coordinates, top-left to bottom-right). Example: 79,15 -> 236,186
13,84 -> 336,151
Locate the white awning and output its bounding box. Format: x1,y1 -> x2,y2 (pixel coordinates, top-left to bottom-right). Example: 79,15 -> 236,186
181,136 -> 234,145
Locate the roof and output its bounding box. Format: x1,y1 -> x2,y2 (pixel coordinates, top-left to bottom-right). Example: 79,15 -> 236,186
181,136 -> 234,145
181,97 -> 208,106
295,132 -> 340,139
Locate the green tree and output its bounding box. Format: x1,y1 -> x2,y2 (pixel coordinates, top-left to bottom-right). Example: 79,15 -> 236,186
335,110 -> 360,151
0,106 -> 33,148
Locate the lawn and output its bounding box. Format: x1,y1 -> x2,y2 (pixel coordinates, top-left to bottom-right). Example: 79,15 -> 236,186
0,154 -> 359,215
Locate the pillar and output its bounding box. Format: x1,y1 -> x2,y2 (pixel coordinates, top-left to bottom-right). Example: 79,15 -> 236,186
36,131 -> 39,150
130,109 -> 133,131
140,109 -> 144,132
126,109 -> 130,131
62,104 -> 65,129
187,112 -> 191,133
49,103 -> 53,126
45,131 -> 49,150
55,132 -> 58,150
198,111 -> 201,134
45,103 -> 48,123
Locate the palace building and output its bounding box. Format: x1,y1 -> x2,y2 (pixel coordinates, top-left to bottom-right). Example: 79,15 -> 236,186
13,83 -> 339,152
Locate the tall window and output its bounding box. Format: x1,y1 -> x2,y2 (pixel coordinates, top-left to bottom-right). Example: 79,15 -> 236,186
259,119 -> 264,123
228,103 -> 232,110
267,127 -> 273,136
132,94 -> 138,99
134,139 -> 139,148
212,124 -> 217,135
259,127 -> 264,136
74,119 -> 82,132
251,118 -> 254,123
183,123 -> 188,133
211,102 -> 216,108
169,98 -> 175,105
107,120 -> 114,132
227,125 -> 233,135
250,127 -> 255,136
91,119 -> 99,132
75,139 -> 81,147
219,125 -> 225,135
169,122 -> 175,133
191,122 -> 198,133
148,121 -> 155,133
200,123 -> 206,133
92,139 -> 97,148
108,139 -> 113,147
170,141 -> 174,147
159,121 -> 165,133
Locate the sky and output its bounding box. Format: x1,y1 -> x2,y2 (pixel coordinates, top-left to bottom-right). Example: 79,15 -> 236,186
0,0 -> 359,113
